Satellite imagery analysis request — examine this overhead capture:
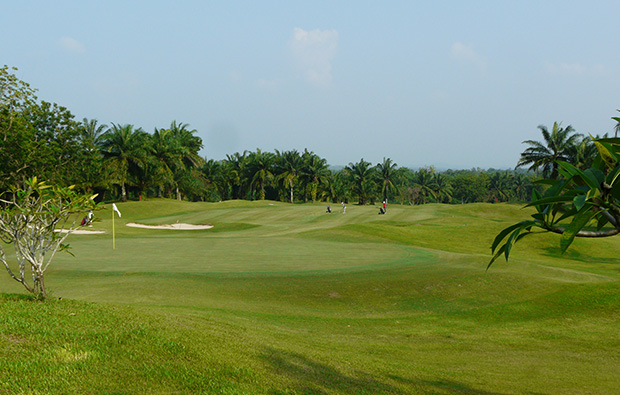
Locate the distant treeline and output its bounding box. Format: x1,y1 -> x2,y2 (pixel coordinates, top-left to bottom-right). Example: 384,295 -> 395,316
0,65 -> 571,205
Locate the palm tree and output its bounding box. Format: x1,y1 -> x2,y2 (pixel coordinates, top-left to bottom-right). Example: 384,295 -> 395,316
168,121 -> 203,167
432,173 -> 453,203
612,110 -> 620,137
487,172 -> 511,202
301,150 -> 330,203
516,122 -> 581,179
319,170 -> 339,203
274,149 -> 303,203
223,152 -> 248,200
77,118 -> 108,193
201,158 -> 226,200
80,118 -> 107,150
345,158 -> 376,205
512,173 -> 532,202
100,123 -> 149,201
413,167 -> 438,204
245,149 -> 275,200
375,157 -> 399,202
167,121 -> 204,200
149,127 -> 181,198
570,135 -> 600,170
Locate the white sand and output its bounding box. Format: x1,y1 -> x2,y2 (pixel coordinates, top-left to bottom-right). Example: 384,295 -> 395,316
125,222 -> 213,230
56,229 -> 106,234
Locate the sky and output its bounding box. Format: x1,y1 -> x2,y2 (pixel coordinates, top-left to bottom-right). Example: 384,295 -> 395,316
2,1 -> 619,169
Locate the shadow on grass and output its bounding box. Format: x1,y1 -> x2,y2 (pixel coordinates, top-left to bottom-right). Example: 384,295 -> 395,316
261,347 -> 509,394
261,347 -> 399,394
542,246 -> 620,265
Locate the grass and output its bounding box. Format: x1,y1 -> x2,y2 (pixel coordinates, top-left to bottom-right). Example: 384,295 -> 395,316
1,199 -> 620,394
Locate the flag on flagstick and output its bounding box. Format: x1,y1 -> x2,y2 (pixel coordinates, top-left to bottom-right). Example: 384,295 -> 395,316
112,203 -> 122,217
112,203 -> 121,249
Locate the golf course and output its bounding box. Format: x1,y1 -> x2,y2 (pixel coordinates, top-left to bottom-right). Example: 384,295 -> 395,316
1,199 -> 619,394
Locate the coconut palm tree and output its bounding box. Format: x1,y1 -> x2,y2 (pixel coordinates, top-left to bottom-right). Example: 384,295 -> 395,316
516,122 -> 581,179
100,123 -> 149,201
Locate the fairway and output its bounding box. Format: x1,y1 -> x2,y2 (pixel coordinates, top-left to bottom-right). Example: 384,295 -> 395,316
2,200 -> 620,394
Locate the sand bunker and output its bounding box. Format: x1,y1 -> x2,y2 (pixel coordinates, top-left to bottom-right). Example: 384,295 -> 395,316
126,222 -> 213,230
56,229 -> 106,234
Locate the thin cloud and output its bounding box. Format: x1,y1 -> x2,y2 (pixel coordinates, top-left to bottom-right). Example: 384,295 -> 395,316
451,42 -> 486,69
544,62 -> 605,75
289,27 -> 338,87
58,36 -> 85,53
255,78 -> 280,90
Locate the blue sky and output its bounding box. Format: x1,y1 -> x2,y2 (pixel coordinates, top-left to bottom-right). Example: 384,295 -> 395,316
2,1 -> 619,169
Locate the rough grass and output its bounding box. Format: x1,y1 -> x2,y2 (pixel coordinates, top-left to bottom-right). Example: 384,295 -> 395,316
1,199 -> 620,394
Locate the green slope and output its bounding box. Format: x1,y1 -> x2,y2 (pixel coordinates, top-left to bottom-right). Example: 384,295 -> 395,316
1,200 -> 619,394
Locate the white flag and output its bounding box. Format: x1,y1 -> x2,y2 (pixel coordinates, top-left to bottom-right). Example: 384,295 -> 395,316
112,203 -> 122,217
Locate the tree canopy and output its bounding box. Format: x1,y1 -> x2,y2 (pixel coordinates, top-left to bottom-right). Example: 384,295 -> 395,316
490,135 -> 620,268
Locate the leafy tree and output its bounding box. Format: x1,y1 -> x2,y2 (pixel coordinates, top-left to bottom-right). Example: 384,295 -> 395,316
516,122 -> 581,179
490,136 -> 620,268
450,171 -> 489,203
0,66 -> 38,183
0,178 -> 97,299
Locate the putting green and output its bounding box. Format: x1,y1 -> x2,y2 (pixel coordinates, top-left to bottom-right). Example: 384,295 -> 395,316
52,236 -> 424,274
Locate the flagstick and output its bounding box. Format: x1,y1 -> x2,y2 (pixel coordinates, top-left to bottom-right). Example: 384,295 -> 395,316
112,206 -> 115,250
